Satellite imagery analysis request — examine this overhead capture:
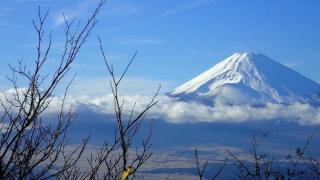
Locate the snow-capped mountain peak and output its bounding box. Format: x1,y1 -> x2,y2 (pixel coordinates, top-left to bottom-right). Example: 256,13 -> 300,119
169,52 -> 320,106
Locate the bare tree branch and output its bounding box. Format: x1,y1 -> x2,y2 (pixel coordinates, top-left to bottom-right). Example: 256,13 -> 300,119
0,1 -> 106,179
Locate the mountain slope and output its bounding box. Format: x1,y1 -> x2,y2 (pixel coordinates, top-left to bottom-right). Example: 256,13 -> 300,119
169,52 -> 320,105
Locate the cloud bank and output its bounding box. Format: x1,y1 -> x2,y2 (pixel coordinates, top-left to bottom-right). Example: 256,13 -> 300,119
50,94 -> 320,125
1,89 -> 320,125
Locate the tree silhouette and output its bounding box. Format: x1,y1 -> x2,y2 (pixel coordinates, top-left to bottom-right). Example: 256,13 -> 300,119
0,1 -> 106,179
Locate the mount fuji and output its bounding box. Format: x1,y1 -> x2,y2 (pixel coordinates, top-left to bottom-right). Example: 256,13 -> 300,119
169,52 -> 320,106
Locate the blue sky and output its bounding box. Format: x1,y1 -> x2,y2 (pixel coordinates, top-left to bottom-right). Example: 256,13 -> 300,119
0,0 -> 320,95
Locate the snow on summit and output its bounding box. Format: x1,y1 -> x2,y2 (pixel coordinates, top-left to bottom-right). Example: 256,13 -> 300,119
169,52 -> 320,106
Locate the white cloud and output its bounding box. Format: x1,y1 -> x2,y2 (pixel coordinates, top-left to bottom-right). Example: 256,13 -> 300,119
54,11 -> 77,26
2,88 -> 320,125
149,97 -> 320,124
46,94 -> 320,125
53,1 -> 93,26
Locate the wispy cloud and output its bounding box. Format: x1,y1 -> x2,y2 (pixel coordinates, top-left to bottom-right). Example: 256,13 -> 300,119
54,12 -> 77,26
283,61 -> 303,68
54,1 -> 141,26
0,0 -> 50,14
0,13 -> 4,24
67,76 -> 172,96
105,3 -> 142,16
11,0 -> 51,5
162,0 -> 215,17
103,24 -> 138,33
115,37 -> 165,46
284,58 -> 320,69
107,54 -> 129,61
0,2 -> 50,27
53,1 -> 93,26
0,6 -> 15,25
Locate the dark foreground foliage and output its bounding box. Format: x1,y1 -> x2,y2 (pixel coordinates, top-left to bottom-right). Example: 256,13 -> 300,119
194,126 -> 320,179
